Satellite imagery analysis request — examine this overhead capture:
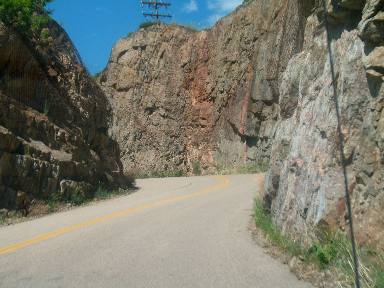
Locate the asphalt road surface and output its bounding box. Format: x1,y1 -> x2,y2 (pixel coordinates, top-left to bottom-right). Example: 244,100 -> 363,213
0,175 -> 313,288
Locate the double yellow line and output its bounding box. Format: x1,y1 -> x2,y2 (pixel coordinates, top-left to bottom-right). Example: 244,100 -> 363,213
0,176 -> 230,255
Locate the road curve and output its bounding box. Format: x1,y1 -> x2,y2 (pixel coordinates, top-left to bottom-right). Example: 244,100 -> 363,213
0,175 -> 313,288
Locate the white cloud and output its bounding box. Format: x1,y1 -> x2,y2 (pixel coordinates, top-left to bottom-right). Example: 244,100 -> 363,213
207,0 -> 242,13
184,0 -> 198,13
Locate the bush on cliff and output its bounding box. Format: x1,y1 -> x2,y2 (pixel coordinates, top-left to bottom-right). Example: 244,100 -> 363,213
139,21 -> 157,29
0,0 -> 53,37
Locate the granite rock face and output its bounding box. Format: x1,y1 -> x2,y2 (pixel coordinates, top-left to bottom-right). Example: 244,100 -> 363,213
264,0 -> 384,249
101,0 -> 315,173
0,21 -> 131,211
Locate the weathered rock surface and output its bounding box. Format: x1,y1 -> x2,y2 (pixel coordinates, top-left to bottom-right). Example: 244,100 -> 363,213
102,0 -> 383,249
264,0 -> 384,250
0,21 -> 131,211
101,0 -> 315,174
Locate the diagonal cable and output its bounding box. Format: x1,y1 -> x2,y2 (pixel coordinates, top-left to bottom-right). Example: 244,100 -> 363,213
321,1 -> 361,287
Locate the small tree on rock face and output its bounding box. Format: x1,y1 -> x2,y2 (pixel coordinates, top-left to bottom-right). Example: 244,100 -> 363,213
0,0 -> 53,38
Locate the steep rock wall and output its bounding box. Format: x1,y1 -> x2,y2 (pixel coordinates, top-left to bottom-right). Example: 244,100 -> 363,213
264,0 -> 384,249
101,0 -> 315,173
0,21 -> 131,211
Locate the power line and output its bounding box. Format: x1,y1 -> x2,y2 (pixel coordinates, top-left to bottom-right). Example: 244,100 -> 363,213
321,1 -> 361,287
140,0 -> 172,21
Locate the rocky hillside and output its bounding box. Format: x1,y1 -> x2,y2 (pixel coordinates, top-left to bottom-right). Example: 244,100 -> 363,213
0,20 -> 131,212
101,0 -> 383,248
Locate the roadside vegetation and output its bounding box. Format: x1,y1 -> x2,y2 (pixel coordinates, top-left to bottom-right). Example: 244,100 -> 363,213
0,185 -> 136,226
47,185 -> 134,210
134,170 -> 186,179
192,161 -> 202,176
44,185 -> 136,214
133,161 -> 268,179
254,199 -> 384,288
0,213 -> 6,225
0,0 -> 53,41
215,162 -> 268,175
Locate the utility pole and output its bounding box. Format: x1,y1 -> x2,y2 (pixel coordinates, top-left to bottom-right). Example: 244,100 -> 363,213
141,1 -> 172,21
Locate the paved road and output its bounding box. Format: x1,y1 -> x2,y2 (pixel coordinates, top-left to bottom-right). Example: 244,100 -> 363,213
0,175 -> 313,288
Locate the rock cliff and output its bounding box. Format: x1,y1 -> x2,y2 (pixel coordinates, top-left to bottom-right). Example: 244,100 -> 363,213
102,0 -> 383,248
0,20 -> 131,212
100,0 -> 315,173
264,0 -> 384,249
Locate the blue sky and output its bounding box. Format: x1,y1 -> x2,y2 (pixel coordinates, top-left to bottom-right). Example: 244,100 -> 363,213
48,0 -> 242,74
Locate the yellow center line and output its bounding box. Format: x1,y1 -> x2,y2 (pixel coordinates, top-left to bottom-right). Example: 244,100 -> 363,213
0,176 -> 230,256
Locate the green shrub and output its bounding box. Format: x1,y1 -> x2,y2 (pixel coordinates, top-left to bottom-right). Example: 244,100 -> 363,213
68,193 -> 87,206
306,235 -> 347,269
47,192 -> 61,212
375,268 -> 384,288
0,0 -> 53,37
139,21 -> 156,29
94,185 -> 110,200
94,185 -> 133,200
192,161 -> 202,175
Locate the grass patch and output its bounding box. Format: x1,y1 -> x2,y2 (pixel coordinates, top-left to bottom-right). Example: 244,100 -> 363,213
44,185 -> 132,212
374,266 -> 384,288
94,185 -> 111,200
192,161 -> 202,176
254,198 -> 384,287
135,170 -> 186,179
45,190 -> 88,210
0,214 -> 6,225
254,199 -> 302,256
47,193 -> 61,212
237,163 -> 269,174
69,186 -> 131,205
68,192 -> 88,206
216,163 -> 268,175
94,186 -> 129,200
